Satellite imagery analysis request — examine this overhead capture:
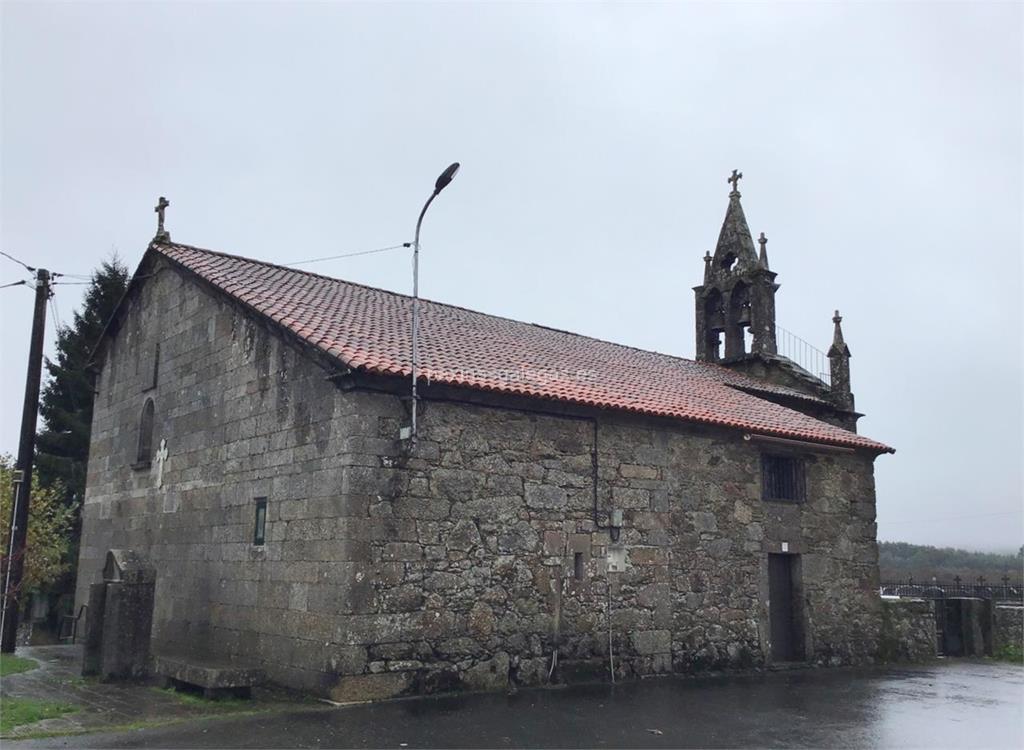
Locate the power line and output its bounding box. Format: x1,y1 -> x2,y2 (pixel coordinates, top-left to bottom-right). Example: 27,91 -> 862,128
1,251 -> 94,281
48,295 -> 64,333
1,280 -> 28,290
45,286 -> 84,417
0,251 -> 35,273
285,243 -> 409,267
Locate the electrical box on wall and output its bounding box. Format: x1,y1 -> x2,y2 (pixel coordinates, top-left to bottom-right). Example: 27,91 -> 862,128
606,546 -> 627,573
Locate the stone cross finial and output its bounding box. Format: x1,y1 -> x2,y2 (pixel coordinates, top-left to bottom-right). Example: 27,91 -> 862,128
830,310 -> 848,351
154,438 -> 168,488
154,197 -> 170,240
758,232 -> 767,249
727,169 -> 743,193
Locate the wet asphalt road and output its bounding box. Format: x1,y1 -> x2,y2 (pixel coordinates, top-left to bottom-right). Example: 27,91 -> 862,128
14,660 -> 1024,749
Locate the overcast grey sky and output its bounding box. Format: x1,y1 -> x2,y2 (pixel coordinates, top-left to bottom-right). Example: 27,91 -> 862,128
1,2 -> 1021,552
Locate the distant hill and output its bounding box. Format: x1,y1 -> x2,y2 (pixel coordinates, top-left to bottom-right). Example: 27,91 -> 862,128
879,541 -> 1023,583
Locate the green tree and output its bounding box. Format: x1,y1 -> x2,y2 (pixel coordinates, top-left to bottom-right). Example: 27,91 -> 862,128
879,541 -> 1023,582
36,258 -> 128,504
0,456 -> 77,595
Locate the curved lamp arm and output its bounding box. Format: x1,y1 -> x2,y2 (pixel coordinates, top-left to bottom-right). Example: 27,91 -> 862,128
409,162 -> 460,443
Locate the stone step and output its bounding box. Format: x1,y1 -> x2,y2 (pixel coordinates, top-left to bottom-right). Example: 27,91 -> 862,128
154,654 -> 265,698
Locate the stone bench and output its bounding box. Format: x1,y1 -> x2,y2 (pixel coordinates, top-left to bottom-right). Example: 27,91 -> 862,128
154,654 -> 265,699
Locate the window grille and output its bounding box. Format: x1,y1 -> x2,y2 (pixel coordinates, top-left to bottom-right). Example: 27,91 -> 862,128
762,454 -> 805,502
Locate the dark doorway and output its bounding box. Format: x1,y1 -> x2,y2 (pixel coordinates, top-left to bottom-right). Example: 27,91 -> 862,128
939,598 -> 992,657
940,599 -> 964,656
768,554 -> 804,661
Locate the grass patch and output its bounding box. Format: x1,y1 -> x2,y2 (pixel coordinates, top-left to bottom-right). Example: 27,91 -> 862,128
0,653 -> 38,677
153,686 -> 254,711
8,709 -> 274,741
0,697 -> 78,733
994,642 -> 1023,663
60,675 -> 91,687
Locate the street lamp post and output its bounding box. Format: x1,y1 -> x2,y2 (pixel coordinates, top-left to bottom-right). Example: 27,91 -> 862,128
407,162 -> 460,445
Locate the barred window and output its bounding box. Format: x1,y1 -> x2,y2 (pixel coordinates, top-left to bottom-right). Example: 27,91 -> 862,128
762,454 -> 805,502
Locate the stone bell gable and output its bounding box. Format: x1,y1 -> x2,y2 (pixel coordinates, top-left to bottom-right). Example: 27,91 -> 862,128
694,169 -> 779,364
693,173 -> 861,432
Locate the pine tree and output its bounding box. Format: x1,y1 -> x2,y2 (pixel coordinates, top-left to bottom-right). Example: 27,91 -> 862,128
36,258 -> 129,504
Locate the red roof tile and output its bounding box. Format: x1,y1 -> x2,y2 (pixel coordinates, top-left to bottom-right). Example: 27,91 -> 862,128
154,241 -> 893,453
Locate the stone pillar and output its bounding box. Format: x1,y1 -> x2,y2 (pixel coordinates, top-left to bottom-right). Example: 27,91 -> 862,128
749,272 -> 778,356
723,289 -> 746,360
81,583 -> 106,676
81,550 -> 156,681
828,311 -> 854,411
100,577 -> 156,679
694,286 -> 711,361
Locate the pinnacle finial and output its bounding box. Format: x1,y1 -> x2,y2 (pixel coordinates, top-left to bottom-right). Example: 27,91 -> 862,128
154,196 -> 171,241
828,309 -> 853,410
757,232 -> 769,269
727,169 -> 743,195
830,310 -> 849,354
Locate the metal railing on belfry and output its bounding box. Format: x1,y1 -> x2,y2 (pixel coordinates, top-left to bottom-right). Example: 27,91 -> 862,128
775,325 -> 832,387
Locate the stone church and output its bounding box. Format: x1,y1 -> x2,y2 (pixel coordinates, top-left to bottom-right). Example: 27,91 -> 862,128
76,176 -> 893,699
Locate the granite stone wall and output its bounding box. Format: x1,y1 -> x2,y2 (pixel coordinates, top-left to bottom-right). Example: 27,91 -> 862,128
78,260 -> 884,698
879,599 -> 936,662
994,605 -> 1023,655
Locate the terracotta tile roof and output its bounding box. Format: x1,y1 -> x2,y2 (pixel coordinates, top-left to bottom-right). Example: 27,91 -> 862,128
153,241 -> 892,453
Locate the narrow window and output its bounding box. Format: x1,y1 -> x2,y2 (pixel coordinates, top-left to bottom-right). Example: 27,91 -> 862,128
148,343 -> 160,390
135,398 -> 155,466
762,454 -> 805,502
253,498 -> 267,546
106,341 -> 118,406
573,552 -> 585,580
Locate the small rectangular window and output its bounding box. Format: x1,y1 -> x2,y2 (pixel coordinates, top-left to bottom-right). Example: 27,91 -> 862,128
573,552 -> 585,580
253,498 -> 267,545
762,454 -> 805,502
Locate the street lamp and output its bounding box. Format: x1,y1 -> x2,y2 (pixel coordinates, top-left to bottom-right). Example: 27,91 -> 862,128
404,162 -> 460,444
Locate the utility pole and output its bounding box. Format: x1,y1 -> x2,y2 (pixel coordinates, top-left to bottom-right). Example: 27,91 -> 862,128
1,268 -> 50,652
